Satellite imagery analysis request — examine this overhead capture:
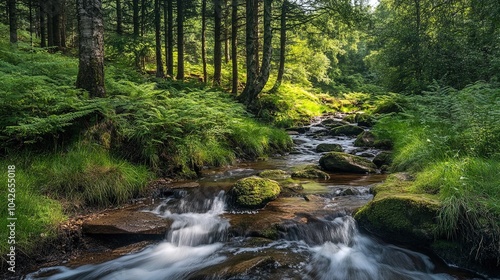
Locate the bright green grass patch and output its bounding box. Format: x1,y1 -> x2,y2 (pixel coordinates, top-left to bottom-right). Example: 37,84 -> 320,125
0,165 -> 66,255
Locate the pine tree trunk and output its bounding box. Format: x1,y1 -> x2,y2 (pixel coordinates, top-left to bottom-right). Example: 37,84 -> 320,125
154,0 -> 164,77
116,0 -> 122,34
166,0 -> 173,77
8,0 -> 17,44
176,0 -> 184,80
133,0 -> 139,36
224,0 -> 230,63
214,0 -> 222,86
76,0 -> 105,98
272,0 -> 287,92
52,0 -> 62,50
253,0 -> 259,73
140,0 -> 146,36
231,0 -> 238,94
38,1 -> 47,47
201,0 -> 208,83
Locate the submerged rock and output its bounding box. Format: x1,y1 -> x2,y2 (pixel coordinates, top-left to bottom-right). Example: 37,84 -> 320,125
258,169 -> 291,180
330,125 -> 364,136
319,152 -> 377,173
230,176 -> 281,209
315,143 -> 343,153
291,165 -> 330,180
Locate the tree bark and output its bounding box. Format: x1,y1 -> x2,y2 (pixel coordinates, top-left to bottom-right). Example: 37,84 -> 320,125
214,0 -> 223,86
51,0 -> 62,50
253,0 -> 259,73
176,0 -> 184,80
166,0 -> 173,76
39,1 -> 46,47
231,0 -> 238,94
201,0 -> 208,83
76,0 -> 105,98
240,0 -> 272,107
133,0 -> 139,36
140,0 -> 146,36
155,0 -> 164,77
116,0 -> 123,34
8,0 -> 17,44
242,0 -> 258,100
224,0 -> 230,63
272,0 -> 287,92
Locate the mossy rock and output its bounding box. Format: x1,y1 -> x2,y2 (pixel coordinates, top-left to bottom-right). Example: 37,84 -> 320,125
291,166 -> 330,180
330,125 -> 364,136
355,113 -> 375,127
258,169 -> 291,180
354,131 -> 376,147
230,176 -> 281,209
354,174 -> 440,245
319,152 -> 377,173
315,143 -> 343,153
343,114 -> 357,123
373,151 -> 393,168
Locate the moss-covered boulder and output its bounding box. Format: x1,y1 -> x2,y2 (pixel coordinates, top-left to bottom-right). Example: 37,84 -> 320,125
354,131 -> 393,149
291,165 -> 330,180
355,113 -> 375,127
319,152 -> 377,173
373,151 -> 393,168
315,143 -> 343,153
230,176 -> 281,209
354,174 -> 440,244
330,125 -> 364,136
258,169 -> 291,180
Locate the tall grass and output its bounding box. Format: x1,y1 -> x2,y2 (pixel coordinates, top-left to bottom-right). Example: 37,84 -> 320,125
373,82 -> 500,261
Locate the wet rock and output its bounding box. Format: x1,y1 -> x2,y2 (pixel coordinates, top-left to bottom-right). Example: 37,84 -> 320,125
320,118 -> 348,127
319,152 -> 377,173
287,126 -> 309,134
291,165 -> 330,180
188,255 -> 274,280
258,169 -> 291,180
341,188 -> 356,196
229,176 -> 281,209
330,125 -> 364,136
286,131 -> 299,135
359,152 -> 375,158
356,113 -> 375,127
315,143 -> 343,153
82,206 -> 173,235
354,131 -> 376,147
373,151 -> 393,168
293,138 -> 308,145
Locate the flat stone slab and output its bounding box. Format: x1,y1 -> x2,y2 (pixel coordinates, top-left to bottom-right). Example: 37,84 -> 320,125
82,206 -> 172,235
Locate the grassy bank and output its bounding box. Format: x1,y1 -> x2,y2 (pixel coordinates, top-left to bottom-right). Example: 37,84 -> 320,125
372,82 -> 500,262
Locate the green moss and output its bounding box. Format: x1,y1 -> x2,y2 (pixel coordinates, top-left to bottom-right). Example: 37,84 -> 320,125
258,169 -> 291,180
355,176 -> 440,244
315,143 -> 343,153
231,176 -> 281,209
291,166 -> 330,180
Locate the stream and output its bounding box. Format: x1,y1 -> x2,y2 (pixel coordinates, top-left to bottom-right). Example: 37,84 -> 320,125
26,115 -> 487,280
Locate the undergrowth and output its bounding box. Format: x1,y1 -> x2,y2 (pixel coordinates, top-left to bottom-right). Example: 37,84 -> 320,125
373,82 -> 500,262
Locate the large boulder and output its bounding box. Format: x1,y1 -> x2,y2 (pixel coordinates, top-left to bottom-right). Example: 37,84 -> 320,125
330,125 -> 364,136
315,143 -> 343,153
319,152 -> 377,173
230,176 -> 281,209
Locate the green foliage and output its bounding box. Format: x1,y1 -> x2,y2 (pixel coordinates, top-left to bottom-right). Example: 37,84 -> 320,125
373,82 -> 500,260
0,164 -> 66,255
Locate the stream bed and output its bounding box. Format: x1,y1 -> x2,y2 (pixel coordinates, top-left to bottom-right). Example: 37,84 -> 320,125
26,115 -> 488,280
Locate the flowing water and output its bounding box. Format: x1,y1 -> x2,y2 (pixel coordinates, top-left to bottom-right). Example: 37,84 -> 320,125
26,115 -> 488,280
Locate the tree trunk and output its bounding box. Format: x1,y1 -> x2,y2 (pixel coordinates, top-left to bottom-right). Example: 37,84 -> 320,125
214,0 -> 222,86
166,0 -> 173,77
39,1 -> 46,47
224,0 -> 230,63
140,0 -> 146,36
76,0 -> 105,98
240,0 -> 258,104
231,0 -> 238,94
60,0 -> 66,48
176,0 -> 184,80
240,0 -> 272,107
47,6 -> 54,47
52,0 -> 62,50
8,0 -> 17,44
253,0 -> 259,73
133,0 -> 139,36
116,0 -> 122,34
272,0 -> 287,92
201,0 -> 207,83
154,0 -> 164,77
